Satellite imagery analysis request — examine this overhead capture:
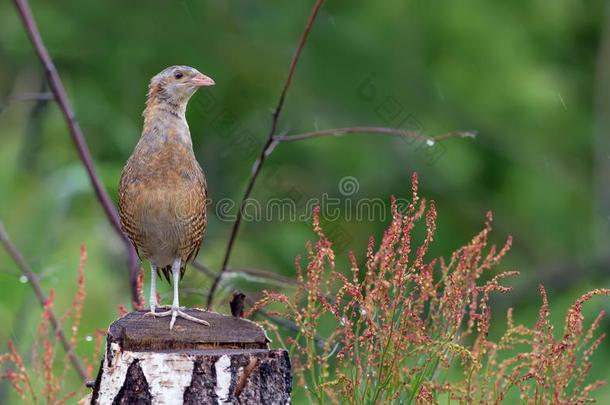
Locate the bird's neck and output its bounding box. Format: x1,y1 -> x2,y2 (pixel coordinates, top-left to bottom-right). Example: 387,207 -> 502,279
143,98 -> 187,124
142,99 -> 192,147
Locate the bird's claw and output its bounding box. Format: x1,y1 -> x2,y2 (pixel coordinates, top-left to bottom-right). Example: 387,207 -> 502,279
147,306 -> 210,330
143,304 -> 183,317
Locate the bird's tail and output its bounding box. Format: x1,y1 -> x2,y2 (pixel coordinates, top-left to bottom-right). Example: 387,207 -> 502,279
157,264 -> 186,284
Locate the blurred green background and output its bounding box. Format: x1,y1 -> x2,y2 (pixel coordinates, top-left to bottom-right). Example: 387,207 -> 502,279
1,0 -> 610,402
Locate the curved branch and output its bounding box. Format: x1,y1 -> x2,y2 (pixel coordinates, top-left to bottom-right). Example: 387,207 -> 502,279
273,127 -> 477,143
207,0 -> 327,308
13,0 -> 140,305
0,222 -> 88,382
193,261 -> 296,288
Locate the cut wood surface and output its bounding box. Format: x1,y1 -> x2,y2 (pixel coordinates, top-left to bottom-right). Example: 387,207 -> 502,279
108,310 -> 269,351
90,310 -> 291,405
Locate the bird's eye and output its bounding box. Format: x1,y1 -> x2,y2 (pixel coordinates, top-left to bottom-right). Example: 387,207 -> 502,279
174,72 -> 183,79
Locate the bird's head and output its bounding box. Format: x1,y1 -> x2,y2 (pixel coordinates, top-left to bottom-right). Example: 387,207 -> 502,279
146,65 -> 214,109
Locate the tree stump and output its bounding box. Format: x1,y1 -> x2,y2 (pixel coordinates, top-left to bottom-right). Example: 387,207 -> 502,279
89,310 -> 291,404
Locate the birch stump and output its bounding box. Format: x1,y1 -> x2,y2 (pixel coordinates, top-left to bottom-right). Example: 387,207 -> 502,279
90,310 -> 291,404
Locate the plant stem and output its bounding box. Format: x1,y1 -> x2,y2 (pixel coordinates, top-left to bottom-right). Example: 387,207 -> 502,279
0,221 -> 88,382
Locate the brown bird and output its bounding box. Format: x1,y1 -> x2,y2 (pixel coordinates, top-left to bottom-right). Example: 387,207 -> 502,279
119,65 -> 214,330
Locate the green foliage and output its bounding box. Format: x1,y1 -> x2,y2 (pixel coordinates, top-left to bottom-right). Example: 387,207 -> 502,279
0,1 -> 609,403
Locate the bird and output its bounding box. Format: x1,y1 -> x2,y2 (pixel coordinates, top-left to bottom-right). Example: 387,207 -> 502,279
118,65 -> 214,330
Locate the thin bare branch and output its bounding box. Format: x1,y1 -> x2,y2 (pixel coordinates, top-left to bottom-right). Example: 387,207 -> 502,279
223,267 -> 297,288
256,307 -> 326,349
191,261 -> 217,278
9,92 -> 54,102
0,221 -> 88,382
273,127 -> 477,143
13,0 -> 139,306
207,0 -> 327,308
193,261 -> 296,288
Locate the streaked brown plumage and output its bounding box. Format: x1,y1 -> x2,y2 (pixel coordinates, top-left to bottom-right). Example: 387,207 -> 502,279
118,65 -> 214,330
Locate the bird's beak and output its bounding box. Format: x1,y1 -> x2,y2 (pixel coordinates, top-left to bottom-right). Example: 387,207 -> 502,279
190,73 -> 215,87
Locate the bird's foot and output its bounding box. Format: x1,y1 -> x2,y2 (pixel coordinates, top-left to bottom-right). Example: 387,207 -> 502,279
144,302 -> 162,317
157,304 -> 185,310
143,304 -> 183,317
144,305 -> 157,318
148,306 -> 210,330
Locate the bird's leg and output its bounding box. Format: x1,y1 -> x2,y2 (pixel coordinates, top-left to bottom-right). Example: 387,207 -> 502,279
148,263 -> 158,314
145,264 -> 171,316
150,258 -> 209,330
169,258 -> 181,330
145,263 -> 159,316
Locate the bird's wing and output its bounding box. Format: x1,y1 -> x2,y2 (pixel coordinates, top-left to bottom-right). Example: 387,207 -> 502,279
179,162 -> 207,275
118,158 -> 142,259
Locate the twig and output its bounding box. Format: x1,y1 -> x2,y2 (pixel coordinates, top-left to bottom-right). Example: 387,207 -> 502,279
0,92 -> 53,116
13,0 -> 140,306
191,261 -> 217,278
9,92 -> 54,102
0,221 -> 88,382
207,0 -> 327,308
256,307 -> 326,349
17,82 -> 50,171
273,127 -> 476,143
193,261 -> 296,288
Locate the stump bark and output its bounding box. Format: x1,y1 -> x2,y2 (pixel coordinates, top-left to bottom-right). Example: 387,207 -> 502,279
90,310 -> 291,404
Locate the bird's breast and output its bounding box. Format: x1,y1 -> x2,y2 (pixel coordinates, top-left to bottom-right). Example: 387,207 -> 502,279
119,135 -> 207,266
